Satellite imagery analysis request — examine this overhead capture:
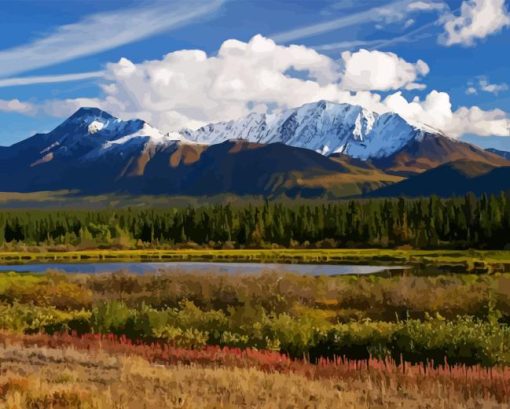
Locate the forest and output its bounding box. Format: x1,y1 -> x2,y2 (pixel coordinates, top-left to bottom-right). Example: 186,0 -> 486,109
0,193 -> 509,249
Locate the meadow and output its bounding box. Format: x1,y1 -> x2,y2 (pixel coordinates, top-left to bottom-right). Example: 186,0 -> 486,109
0,266 -> 509,406
2,333 -> 509,409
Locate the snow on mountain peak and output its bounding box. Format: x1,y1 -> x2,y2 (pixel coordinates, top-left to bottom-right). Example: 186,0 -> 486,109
34,102 -> 433,163
184,100 -> 422,160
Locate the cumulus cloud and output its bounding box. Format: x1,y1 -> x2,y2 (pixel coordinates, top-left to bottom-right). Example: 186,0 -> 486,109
0,99 -> 35,114
47,35 -> 344,130
381,90 -> 510,137
340,49 -> 429,91
384,90 -> 452,130
448,106 -> 510,137
23,34 -> 510,140
440,0 -> 510,46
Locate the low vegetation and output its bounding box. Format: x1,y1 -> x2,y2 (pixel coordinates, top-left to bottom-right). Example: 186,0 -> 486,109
0,332 -> 509,408
1,270 -> 510,367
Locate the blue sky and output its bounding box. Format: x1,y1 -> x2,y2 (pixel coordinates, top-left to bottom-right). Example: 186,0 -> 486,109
0,0 -> 509,149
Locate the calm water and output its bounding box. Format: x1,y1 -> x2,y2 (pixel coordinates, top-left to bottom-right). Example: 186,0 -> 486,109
0,261 -> 404,276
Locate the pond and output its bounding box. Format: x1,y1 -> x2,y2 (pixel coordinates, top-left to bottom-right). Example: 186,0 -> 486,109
0,261 -> 405,276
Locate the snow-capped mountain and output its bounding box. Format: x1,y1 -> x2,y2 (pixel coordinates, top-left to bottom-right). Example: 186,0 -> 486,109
24,107 -> 186,165
183,100 -> 425,160
0,102 -> 507,197
9,102 -> 432,165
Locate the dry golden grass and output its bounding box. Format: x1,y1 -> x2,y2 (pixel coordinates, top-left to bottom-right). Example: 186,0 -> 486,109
0,342 -> 505,409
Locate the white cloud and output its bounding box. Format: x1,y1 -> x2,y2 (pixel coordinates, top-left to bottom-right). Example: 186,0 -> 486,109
408,1 -> 447,11
0,99 -> 35,114
479,78 -> 509,94
14,34 -> 510,140
45,35 -> 344,130
340,49 -> 429,91
0,71 -> 104,88
382,90 -> 510,137
311,17 -> 437,53
271,0 -> 447,44
466,86 -> 478,95
383,90 -> 453,130
0,0 -> 224,78
466,77 -> 509,95
440,0 -> 510,46
449,106 -> 510,136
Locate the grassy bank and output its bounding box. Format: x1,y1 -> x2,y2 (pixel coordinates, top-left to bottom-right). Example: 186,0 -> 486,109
2,248 -> 510,273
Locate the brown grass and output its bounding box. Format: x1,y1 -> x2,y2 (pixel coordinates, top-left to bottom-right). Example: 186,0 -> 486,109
0,334 -> 507,408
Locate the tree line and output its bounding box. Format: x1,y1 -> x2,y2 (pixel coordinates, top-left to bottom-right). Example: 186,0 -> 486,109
1,193 -> 510,249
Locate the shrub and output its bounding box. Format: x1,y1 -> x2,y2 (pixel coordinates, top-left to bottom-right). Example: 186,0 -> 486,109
0,303 -> 90,334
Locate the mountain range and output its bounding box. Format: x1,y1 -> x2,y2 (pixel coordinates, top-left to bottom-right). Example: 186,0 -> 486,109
0,101 -> 509,198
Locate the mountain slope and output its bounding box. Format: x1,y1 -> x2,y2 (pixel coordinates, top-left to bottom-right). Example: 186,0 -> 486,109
486,148 -> 510,160
370,160 -> 510,197
370,134 -> 509,175
126,140 -> 403,197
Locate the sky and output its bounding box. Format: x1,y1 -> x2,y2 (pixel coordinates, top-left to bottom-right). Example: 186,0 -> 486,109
0,0 -> 509,149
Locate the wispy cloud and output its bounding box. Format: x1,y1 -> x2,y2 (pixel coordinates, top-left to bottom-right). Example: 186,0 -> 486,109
0,71 -> 104,88
270,0 -> 415,43
0,0 -> 224,78
311,20 -> 436,52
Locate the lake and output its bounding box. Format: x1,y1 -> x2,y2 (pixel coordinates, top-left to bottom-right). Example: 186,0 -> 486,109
0,261 -> 404,276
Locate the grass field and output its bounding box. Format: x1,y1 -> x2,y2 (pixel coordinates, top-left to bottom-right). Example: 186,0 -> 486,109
0,332 -> 508,409
1,248 -> 510,273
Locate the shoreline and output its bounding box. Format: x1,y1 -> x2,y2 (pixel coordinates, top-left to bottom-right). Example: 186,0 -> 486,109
0,248 -> 509,273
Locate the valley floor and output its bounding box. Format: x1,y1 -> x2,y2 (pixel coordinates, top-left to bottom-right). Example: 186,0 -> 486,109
0,334 -> 507,409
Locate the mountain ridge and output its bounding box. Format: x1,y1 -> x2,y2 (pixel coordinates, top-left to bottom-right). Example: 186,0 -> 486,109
183,100 -> 425,159
0,101 -> 508,198
369,160 -> 510,198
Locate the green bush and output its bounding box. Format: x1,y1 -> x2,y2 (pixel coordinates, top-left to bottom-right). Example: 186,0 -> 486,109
91,301 -> 132,335
0,304 -> 90,334
391,316 -> 510,366
310,321 -> 397,361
